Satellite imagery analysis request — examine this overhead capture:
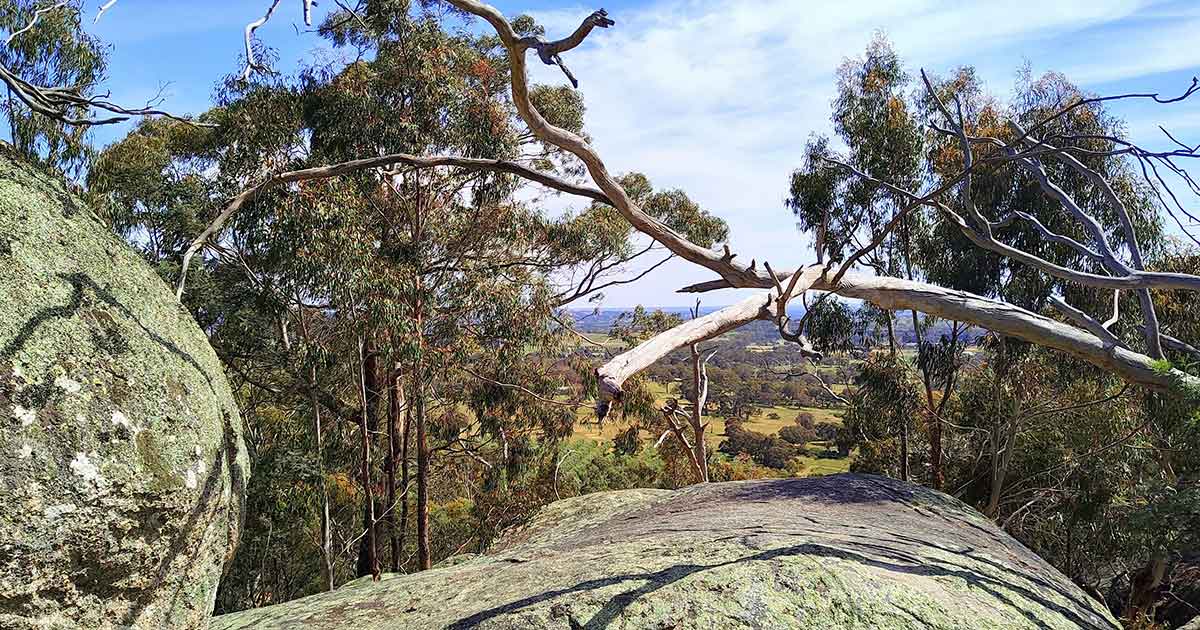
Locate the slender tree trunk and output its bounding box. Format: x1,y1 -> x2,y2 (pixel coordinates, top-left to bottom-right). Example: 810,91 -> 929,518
913,310 -> 943,490
1128,554 -> 1169,622
410,171 -> 432,571
399,392 -> 411,572
356,337 -> 380,580
926,322 -> 961,491
386,367 -> 404,572
689,344 -> 709,482
986,339 -> 1017,519
900,218 -> 931,487
884,313 -> 909,482
414,372 -> 431,570
987,423 -> 1003,518
296,309 -> 334,589
309,366 -> 334,591
692,423 -> 708,483
6,87 -> 17,148
927,403 -> 943,489
885,311 -> 898,356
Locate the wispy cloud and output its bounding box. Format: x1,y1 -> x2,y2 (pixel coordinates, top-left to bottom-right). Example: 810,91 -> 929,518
522,0 -> 1194,306
84,0 -> 1200,306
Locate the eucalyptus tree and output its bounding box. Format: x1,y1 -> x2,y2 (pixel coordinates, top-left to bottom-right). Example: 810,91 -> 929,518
0,1 -> 213,177
24,0 -> 1200,613
788,39 -> 1171,490
93,0 -> 725,595
790,36 -> 928,481
0,0 -> 104,176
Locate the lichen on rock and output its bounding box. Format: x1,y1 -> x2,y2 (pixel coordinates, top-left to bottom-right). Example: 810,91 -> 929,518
210,474 -> 1119,629
0,146 -> 249,629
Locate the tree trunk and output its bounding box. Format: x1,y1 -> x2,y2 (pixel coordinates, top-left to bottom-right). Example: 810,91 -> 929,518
399,392 -> 411,572
988,409 -> 1019,516
386,367 -> 404,573
415,374 -> 431,570
884,312 -> 909,482
1128,553 -> 1169,621
913,312 -> 942,491
6,88 -> 17,150
927,322 -> 961,492
689,344 -> 709,483
986,423 -> 1003,518
308,365 -> 334,591
927,404 -> 943,490
355,336 -> 380,580
986,340 -> 1019,519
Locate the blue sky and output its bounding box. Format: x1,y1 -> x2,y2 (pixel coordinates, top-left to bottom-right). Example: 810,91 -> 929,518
76,0 -> 1200,307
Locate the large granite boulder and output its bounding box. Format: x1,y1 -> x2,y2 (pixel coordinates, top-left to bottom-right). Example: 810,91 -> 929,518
0,147 -> 249,629
211,474 -> 1118,629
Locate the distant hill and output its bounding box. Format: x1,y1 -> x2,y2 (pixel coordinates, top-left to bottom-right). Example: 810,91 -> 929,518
566,305 -> 805,334
565,305 -> 986,345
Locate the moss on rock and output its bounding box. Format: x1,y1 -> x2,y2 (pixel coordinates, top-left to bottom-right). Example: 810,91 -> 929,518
0,146 -> 248,629
210,474 -> 1118,629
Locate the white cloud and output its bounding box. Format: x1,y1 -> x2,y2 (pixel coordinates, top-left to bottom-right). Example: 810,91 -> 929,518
524,0 -> 1185,306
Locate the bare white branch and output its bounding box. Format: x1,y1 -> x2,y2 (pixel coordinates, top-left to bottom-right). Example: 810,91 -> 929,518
7,1 -> 70,45
1048,296 -> 1122,348
595,292 -> 772,407
1103,290 -> 1120,330
243,0 -> 284,81
93,0 -> 116,24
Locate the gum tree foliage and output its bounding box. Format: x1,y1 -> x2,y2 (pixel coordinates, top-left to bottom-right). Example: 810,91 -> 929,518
0,0 -> 106,176
24,0 -> 1200,621
88,0 -> 725,609
791,37 -> 1171,489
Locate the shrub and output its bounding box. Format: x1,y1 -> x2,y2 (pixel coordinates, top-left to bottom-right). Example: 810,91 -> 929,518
779,424 -> 816,446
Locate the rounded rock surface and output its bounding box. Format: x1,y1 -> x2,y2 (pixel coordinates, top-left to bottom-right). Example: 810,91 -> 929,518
0,147 -> 249,629
210,474 -> 1118,629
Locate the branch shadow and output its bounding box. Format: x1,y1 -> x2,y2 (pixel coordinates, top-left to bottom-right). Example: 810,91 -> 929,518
119,413 -> 247,626
1,271 -> 216,394
451,538 -> 1115,630
1,270 -> 244,623
449,476 -> 1117,630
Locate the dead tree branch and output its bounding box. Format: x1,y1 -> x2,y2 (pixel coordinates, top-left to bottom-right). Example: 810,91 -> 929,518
93,0 -> 117,24
444,0 -> 1200,397
6,2 -> 69,44
595,291 -> 772,415
175,152 -> 610,298
243,0 -> 283,80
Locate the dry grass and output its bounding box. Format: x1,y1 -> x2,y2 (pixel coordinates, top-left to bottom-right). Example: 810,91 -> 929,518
572,380 -> 846,449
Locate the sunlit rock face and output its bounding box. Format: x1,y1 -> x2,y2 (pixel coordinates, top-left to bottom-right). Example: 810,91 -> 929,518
0,146 -> 248,629
210,473 -> 1118,630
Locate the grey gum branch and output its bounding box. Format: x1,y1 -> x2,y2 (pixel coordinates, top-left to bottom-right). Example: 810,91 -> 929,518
174,153 -> 610,298
443,0 -> 1200,396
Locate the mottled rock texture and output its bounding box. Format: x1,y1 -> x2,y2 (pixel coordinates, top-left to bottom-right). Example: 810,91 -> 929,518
0,146 -> 249,629
211,474 -> 1118,629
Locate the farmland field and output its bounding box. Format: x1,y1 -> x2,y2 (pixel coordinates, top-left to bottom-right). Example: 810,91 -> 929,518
569,380 -> 852,476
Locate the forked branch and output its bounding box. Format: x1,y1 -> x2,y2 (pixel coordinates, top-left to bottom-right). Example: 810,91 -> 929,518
446,0 -> 1200,397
